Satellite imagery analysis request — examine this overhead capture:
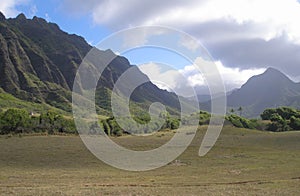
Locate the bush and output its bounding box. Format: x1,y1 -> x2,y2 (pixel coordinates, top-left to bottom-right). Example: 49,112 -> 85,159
102,120 -> 111,135
100,113 -> 181,136
267,121 -> 290,132
0,108 -> 76,135
261,108 -> 277,120
226,115 -> 243,128
107,117 -> 124,136
261,107 -> 300,132
0,108 -> 30,134
226,114 -> 258,129
169,118 -> 180,129
261,107 -> 300,121
290,116 -> 300,130
199,111 -> 211,125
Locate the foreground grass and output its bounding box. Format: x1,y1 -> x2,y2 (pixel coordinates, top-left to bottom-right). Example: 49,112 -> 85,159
0,126 -> 300,195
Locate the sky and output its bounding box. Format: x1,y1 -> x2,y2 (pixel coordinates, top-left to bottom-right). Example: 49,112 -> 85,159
1,0 -> 300,95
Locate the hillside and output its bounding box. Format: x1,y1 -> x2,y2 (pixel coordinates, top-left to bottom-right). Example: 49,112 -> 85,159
227,68 -> 300,117
0,12 -> 181,115
199,68 -> 300,118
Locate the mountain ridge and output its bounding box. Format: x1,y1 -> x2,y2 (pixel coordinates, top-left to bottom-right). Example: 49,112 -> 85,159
199,67 -> 300,118
0,12 -> 182,115
227,67 -> 300,117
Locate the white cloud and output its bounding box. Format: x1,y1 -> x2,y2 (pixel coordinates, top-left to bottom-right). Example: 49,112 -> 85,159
182,60 -> 265,92
0,0 -> 29,18
149,0 -> 300,43
214,61 -> 266,90
139,59 -> 266,96
121,27 -> 167,48
138,62 -> 194,97
138,62 -> 181,91
64,0 -> 300,43
61,0 -> 300,79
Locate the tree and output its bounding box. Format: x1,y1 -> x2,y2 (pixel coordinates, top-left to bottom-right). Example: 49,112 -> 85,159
238,106 -> 243,117
230,108 -> 235,114
102,120 -> 111,135
39,110 -> 64,134
170,118 -> 180,129
199,111 -> 210,125
290,116 -> 300,130
226,114 -> 258,129
0,108 -> 30,133
40,110 -> 62,126
261,108 -> 277,120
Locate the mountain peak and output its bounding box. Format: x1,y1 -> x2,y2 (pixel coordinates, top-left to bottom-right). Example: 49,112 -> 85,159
32,16 -> 47,23
227,66 -> 300,117
0,12 -> 5,21
257,67 -> 292,83
264,67 -> 283,75
16,13 -> 26,21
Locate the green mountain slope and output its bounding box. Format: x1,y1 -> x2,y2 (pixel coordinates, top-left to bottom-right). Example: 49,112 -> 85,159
0,87 -> 66,114
0,13 -> 183,116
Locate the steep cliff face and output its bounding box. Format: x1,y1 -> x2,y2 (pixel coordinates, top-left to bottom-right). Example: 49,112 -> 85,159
0,13 -> 181,113
0,14 -> 82,109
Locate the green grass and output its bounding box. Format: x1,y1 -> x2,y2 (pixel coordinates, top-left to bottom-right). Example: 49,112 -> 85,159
0,126 -> 300,195
0,91 -> 68,115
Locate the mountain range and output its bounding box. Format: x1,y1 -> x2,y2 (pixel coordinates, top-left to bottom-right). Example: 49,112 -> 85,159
0,12 -> 181,116
1,13 -> 299,119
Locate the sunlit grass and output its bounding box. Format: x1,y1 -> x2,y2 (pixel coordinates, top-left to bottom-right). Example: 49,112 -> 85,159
0,126 -> 299,195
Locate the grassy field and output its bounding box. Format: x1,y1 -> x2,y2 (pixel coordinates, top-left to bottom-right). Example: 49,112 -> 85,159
0,126 -> 300,195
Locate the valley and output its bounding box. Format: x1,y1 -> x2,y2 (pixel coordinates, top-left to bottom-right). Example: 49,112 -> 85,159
0,11 -> 300,196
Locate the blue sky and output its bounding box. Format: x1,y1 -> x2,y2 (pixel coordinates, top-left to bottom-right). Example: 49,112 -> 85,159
8,1 -> 191,69
123,47 -> 192,68
14,0 -> 111,45
1,0 -> 300,94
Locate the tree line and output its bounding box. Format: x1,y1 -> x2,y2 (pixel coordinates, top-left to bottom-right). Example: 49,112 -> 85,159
0,108 -> 76,135
1,106 -> 300,135
260,107 -> 300,132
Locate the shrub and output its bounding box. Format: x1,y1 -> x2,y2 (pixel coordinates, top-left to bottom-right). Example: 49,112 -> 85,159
0,108 -> 30,134
261,107 -> 300,132
226,114 -> 258,129
199,111 -> 211,125
261,108 -> 277,120
290,116 -> 300,130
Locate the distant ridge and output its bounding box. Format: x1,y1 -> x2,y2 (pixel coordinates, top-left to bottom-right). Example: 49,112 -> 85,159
227,67 -> 300,117
199,68 -> 300,118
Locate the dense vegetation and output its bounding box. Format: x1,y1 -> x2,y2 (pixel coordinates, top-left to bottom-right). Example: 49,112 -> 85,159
0,108 -> 181,136
261,107 -> 300,132
0,108 -> 76,135
1,106 -> 300,135
99,112 -> 180,136
225,106 -> 300,132
225,114 -> 261,130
